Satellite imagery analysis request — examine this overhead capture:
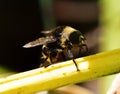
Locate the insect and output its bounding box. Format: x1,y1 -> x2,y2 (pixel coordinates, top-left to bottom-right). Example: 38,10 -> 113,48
23,26 -> 88,71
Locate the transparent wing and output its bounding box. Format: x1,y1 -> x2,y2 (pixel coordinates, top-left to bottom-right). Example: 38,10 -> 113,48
23,36 -> 56,48
41,30 -> 53,34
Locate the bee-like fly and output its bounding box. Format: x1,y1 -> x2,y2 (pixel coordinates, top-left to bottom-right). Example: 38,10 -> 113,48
23,26 -> 88,71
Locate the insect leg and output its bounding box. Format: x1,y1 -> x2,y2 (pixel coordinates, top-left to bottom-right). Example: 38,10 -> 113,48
49,49 -> 59,64
61,51 -> 66,61
73,59 -> 79,71
83,44 -> 88,52
42,45 -> 53,66
78,45 -> 82,56
81,43 -> 88,55
40,53 -> 49,67
78,43 -> 88,56
67,49 -> 79,71
49,54 -> 53,65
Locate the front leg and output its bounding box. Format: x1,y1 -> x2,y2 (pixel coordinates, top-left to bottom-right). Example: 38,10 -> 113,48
78,43 -> 88,56
67,49 -> 79,71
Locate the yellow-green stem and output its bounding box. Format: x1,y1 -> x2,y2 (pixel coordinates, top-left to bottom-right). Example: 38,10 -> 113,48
0,48 -> 120,94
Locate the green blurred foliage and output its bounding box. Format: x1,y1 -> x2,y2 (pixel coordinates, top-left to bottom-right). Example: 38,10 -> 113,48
100,0 -> 120,94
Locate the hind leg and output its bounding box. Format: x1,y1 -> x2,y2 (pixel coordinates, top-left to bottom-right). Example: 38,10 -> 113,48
49,49 -> 59,64
40,53 -> 49,67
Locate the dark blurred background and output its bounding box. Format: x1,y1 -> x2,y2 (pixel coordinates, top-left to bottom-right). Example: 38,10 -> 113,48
0,0 -> 43,71
0,0 -> 99,71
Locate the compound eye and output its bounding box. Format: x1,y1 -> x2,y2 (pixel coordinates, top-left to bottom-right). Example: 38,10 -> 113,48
69,31 -> 80,44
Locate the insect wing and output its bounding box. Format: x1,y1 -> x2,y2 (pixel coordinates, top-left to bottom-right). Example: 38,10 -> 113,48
41,30 -> 53,34
23,36 -> 56,48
